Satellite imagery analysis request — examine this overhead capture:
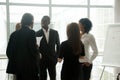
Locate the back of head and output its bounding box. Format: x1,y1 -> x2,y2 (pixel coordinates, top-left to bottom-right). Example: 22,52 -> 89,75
67,22 -> 82,55
21,13 -> 34,27
15,23 -> 21,30
67,23 -> 80,40
79,18 -> 92,33
41,15 -> 50,27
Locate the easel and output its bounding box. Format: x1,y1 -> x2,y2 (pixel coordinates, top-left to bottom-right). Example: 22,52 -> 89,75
100,66 -> 120,80
101,24 -> 120,80
100,66 -> 105,80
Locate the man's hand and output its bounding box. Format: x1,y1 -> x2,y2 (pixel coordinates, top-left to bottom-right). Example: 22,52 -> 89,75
83,62 -> 91,67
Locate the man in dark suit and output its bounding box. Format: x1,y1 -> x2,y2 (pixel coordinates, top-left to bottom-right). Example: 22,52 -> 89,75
36,16 -> 60,80
6,13 -> 39,80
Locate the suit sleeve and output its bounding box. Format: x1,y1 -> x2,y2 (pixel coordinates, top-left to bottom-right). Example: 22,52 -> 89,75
28,31 -> 39,61
35,30 -> 40,37
55,31 -> 60,58
59,42 -> 64,59
6,33 -> 16,59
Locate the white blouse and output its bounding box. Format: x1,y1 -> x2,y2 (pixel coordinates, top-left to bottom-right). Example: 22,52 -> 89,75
81,33 -> 98,64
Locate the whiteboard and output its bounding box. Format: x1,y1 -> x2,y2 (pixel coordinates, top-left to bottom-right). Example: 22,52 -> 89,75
102,24 -> 120,67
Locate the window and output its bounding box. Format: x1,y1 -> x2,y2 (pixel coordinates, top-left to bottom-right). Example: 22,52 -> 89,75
0,0 -> 116,80
90,0 -> 114,5
0,5 -> 7,55
90,8 -> 114,80
9,0 -> 49,4
52,0 -> 87,5
90,8 -> 114,53
10,6 -> 49,33
0,0 -> 5,2
52,7 -> 87,42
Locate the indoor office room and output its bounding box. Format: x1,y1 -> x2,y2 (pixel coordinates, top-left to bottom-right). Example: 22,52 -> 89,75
0,0 -> 120,80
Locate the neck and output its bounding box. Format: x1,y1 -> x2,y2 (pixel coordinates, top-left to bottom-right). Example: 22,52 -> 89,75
29,26 -> 32,29
80,31 -> 85,34
44,26 -> 48,31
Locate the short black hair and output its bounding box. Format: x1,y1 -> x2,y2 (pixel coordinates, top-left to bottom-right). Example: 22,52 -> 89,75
79,18 -> 92,33
41,15 -> 50,25
21,13 -> 34,27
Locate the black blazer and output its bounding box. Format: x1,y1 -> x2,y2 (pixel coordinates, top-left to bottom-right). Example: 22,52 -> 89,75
59,40 -> 85,80
6,26 -> 39,74
36,29 -> 60,64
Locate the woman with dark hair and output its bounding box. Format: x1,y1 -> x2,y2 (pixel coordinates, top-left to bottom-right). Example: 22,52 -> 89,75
58,23 -> 85,80
78,18 -> 98,80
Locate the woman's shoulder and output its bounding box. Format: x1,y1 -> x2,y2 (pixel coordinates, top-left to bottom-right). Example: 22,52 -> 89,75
86,33 -> 96,42
86,33 -> 94,38
61,40 -> 70,47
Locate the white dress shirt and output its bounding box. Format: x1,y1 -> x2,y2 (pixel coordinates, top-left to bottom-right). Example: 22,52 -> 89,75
42,28 -> 50,43
81,33 -> 98,64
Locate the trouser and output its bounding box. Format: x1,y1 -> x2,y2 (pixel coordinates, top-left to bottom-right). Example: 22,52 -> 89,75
82,64 -> 93,80
16,73 -> 39,80
39,60 -> 56,80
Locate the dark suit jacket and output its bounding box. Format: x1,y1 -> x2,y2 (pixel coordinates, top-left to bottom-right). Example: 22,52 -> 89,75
6,26 -> 39,75
36,29 -> 60,64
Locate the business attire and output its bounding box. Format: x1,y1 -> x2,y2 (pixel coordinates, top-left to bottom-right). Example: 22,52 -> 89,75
6,26 -> 39,80
36,28 -> 60,80
81,33 -> 98,80
59,40 -> 85,80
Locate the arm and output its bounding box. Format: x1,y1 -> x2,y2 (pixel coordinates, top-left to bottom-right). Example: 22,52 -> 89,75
6,33 -> 16,59
28,31 -> 39,61
55,31 -> 60,58
58,42 -> 64,63
89,35 -> 98,63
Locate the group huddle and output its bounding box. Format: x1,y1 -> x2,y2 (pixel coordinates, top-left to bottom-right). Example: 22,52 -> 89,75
6,13 -> 98,80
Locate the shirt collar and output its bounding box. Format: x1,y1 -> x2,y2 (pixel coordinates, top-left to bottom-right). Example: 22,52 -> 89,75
42,28 -> 50,32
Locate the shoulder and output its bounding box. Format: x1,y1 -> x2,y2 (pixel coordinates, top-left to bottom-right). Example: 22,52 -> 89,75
88,33 -> 94,36
28,29 -> 35,35
50,29 -> 58,33
88,33 -> 95,39
10,31 -> 18,38
8,31 -> 19,42
87,33 -> 96,42
85,33 -> 95,39
30,29 -> 35,33
50,29 -> 59,37
36,29 -> 42,33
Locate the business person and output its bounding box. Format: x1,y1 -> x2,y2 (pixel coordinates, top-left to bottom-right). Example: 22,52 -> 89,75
58,23 -> 85,80
78,18 -> 98,80
15,23 -> 21,30
36,16 -> 60,80
6,13 -> 39,80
